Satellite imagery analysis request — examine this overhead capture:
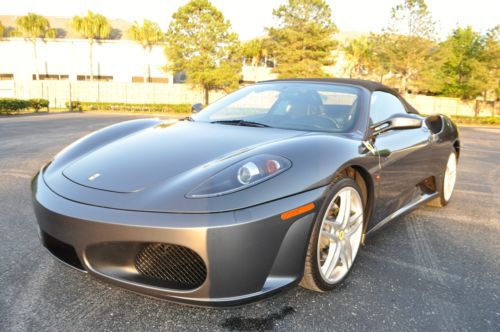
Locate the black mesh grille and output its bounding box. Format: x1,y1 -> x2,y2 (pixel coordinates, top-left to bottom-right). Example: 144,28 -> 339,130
135,243 -> 206,289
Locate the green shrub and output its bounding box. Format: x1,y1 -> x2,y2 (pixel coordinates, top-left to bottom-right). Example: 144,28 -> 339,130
0,98 -> 50,113
422,114 -> 500,126
65,101 -> 191,113
0,98 -> 31,113
449,115 -> 500,125
29,99 -> 49,112
65,101 -> 82,111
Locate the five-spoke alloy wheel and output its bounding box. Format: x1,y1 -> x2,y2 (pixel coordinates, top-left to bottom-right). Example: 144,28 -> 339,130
317,186 -> 364,284
428,150 -> 458,207
301,176 -> 364,291
443,151 -> 457,202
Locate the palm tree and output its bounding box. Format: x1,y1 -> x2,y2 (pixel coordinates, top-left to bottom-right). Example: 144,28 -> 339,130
242,38 -> 263,67
15,13 -> 56,80
342,36 -> 373,78
128,20 -> 164,83
0,21 -> 5,39
72,11 -> 111,81
241,38 -> 274,67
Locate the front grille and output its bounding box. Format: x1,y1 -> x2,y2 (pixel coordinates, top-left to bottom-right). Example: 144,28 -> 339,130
135,243 -> 206,290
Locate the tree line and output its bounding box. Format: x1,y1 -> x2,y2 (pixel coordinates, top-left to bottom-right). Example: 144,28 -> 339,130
164,0 -> 498,104
1,0 -> 498,105
341,2 -> 499,101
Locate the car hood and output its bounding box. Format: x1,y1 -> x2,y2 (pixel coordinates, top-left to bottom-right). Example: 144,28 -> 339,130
44,119 -> 360,213
62,121 -> 306,193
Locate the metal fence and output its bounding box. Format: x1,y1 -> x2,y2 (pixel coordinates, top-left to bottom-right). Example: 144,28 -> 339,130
0,81 -> 226,108
0,80 -> 497,116
405,94 -> 498,117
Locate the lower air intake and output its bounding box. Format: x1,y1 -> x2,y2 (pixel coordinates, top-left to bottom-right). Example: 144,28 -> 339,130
135,243 -> 206,290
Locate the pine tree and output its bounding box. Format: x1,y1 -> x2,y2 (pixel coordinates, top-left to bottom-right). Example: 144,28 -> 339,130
267,0 -> 337,78
165,0 -> 241,104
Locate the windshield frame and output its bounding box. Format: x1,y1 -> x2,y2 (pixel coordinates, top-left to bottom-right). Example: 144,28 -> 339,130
193,81 -> 369,135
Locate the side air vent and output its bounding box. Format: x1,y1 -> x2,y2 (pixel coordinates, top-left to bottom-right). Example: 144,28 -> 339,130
40,231 -> 84,270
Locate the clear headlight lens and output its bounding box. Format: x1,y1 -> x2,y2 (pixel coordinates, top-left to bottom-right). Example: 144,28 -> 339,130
187,154 -> 291,198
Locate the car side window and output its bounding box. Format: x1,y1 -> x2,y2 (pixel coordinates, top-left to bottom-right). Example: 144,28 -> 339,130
370,91 -> 407,125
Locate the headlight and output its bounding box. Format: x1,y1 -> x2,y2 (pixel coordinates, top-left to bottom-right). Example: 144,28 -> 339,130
187,154 -> 291,198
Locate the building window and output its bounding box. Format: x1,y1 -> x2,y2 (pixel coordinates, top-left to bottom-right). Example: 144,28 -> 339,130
132,76 -> 169,83
150,77 -> 169,83
0,74 -> 14,80
77,75 -> 113,82
174,71 -> 187,83
32,74 -> 69,80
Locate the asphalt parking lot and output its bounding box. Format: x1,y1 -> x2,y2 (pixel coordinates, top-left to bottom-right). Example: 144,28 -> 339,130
0,113 -> 499,332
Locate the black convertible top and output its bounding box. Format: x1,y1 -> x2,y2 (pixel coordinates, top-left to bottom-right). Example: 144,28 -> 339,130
261,78 -> 419,114
263,78 -> 394,92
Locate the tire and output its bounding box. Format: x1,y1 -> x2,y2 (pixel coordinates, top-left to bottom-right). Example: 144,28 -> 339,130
428,150 -> 457,208
300,176 -> 364,292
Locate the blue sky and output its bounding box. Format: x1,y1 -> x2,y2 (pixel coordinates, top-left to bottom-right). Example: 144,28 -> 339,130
2,0 -> 499,40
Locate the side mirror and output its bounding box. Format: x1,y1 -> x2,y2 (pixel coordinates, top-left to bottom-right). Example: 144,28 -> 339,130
370,114 -> 422,137
191,103 -> 203,113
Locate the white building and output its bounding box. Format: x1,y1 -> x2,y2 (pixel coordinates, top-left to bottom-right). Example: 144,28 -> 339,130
0,15 -> 356,106
0,38 -> 172,83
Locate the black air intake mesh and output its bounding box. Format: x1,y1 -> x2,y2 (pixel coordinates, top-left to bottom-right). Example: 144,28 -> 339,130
135,243 -> 206,289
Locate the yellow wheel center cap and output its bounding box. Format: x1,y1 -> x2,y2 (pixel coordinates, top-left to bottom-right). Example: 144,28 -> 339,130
338,230 -> 345,240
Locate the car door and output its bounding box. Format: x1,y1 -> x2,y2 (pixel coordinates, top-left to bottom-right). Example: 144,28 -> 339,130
369,91 -> 433,223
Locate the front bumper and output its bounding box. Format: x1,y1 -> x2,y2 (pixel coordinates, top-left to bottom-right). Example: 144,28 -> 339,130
32,171 -> 326,306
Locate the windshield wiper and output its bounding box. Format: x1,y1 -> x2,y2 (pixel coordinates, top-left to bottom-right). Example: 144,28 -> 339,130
210,119 -> 270,128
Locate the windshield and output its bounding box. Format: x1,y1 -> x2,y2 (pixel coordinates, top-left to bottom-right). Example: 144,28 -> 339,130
193,82 -> 362,133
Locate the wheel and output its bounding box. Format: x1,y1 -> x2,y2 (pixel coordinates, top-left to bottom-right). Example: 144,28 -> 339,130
300,176 -> 364,292
428,150 -> 457,207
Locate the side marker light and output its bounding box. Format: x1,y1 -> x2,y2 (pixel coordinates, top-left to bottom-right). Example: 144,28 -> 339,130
281,202 -> 316,220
